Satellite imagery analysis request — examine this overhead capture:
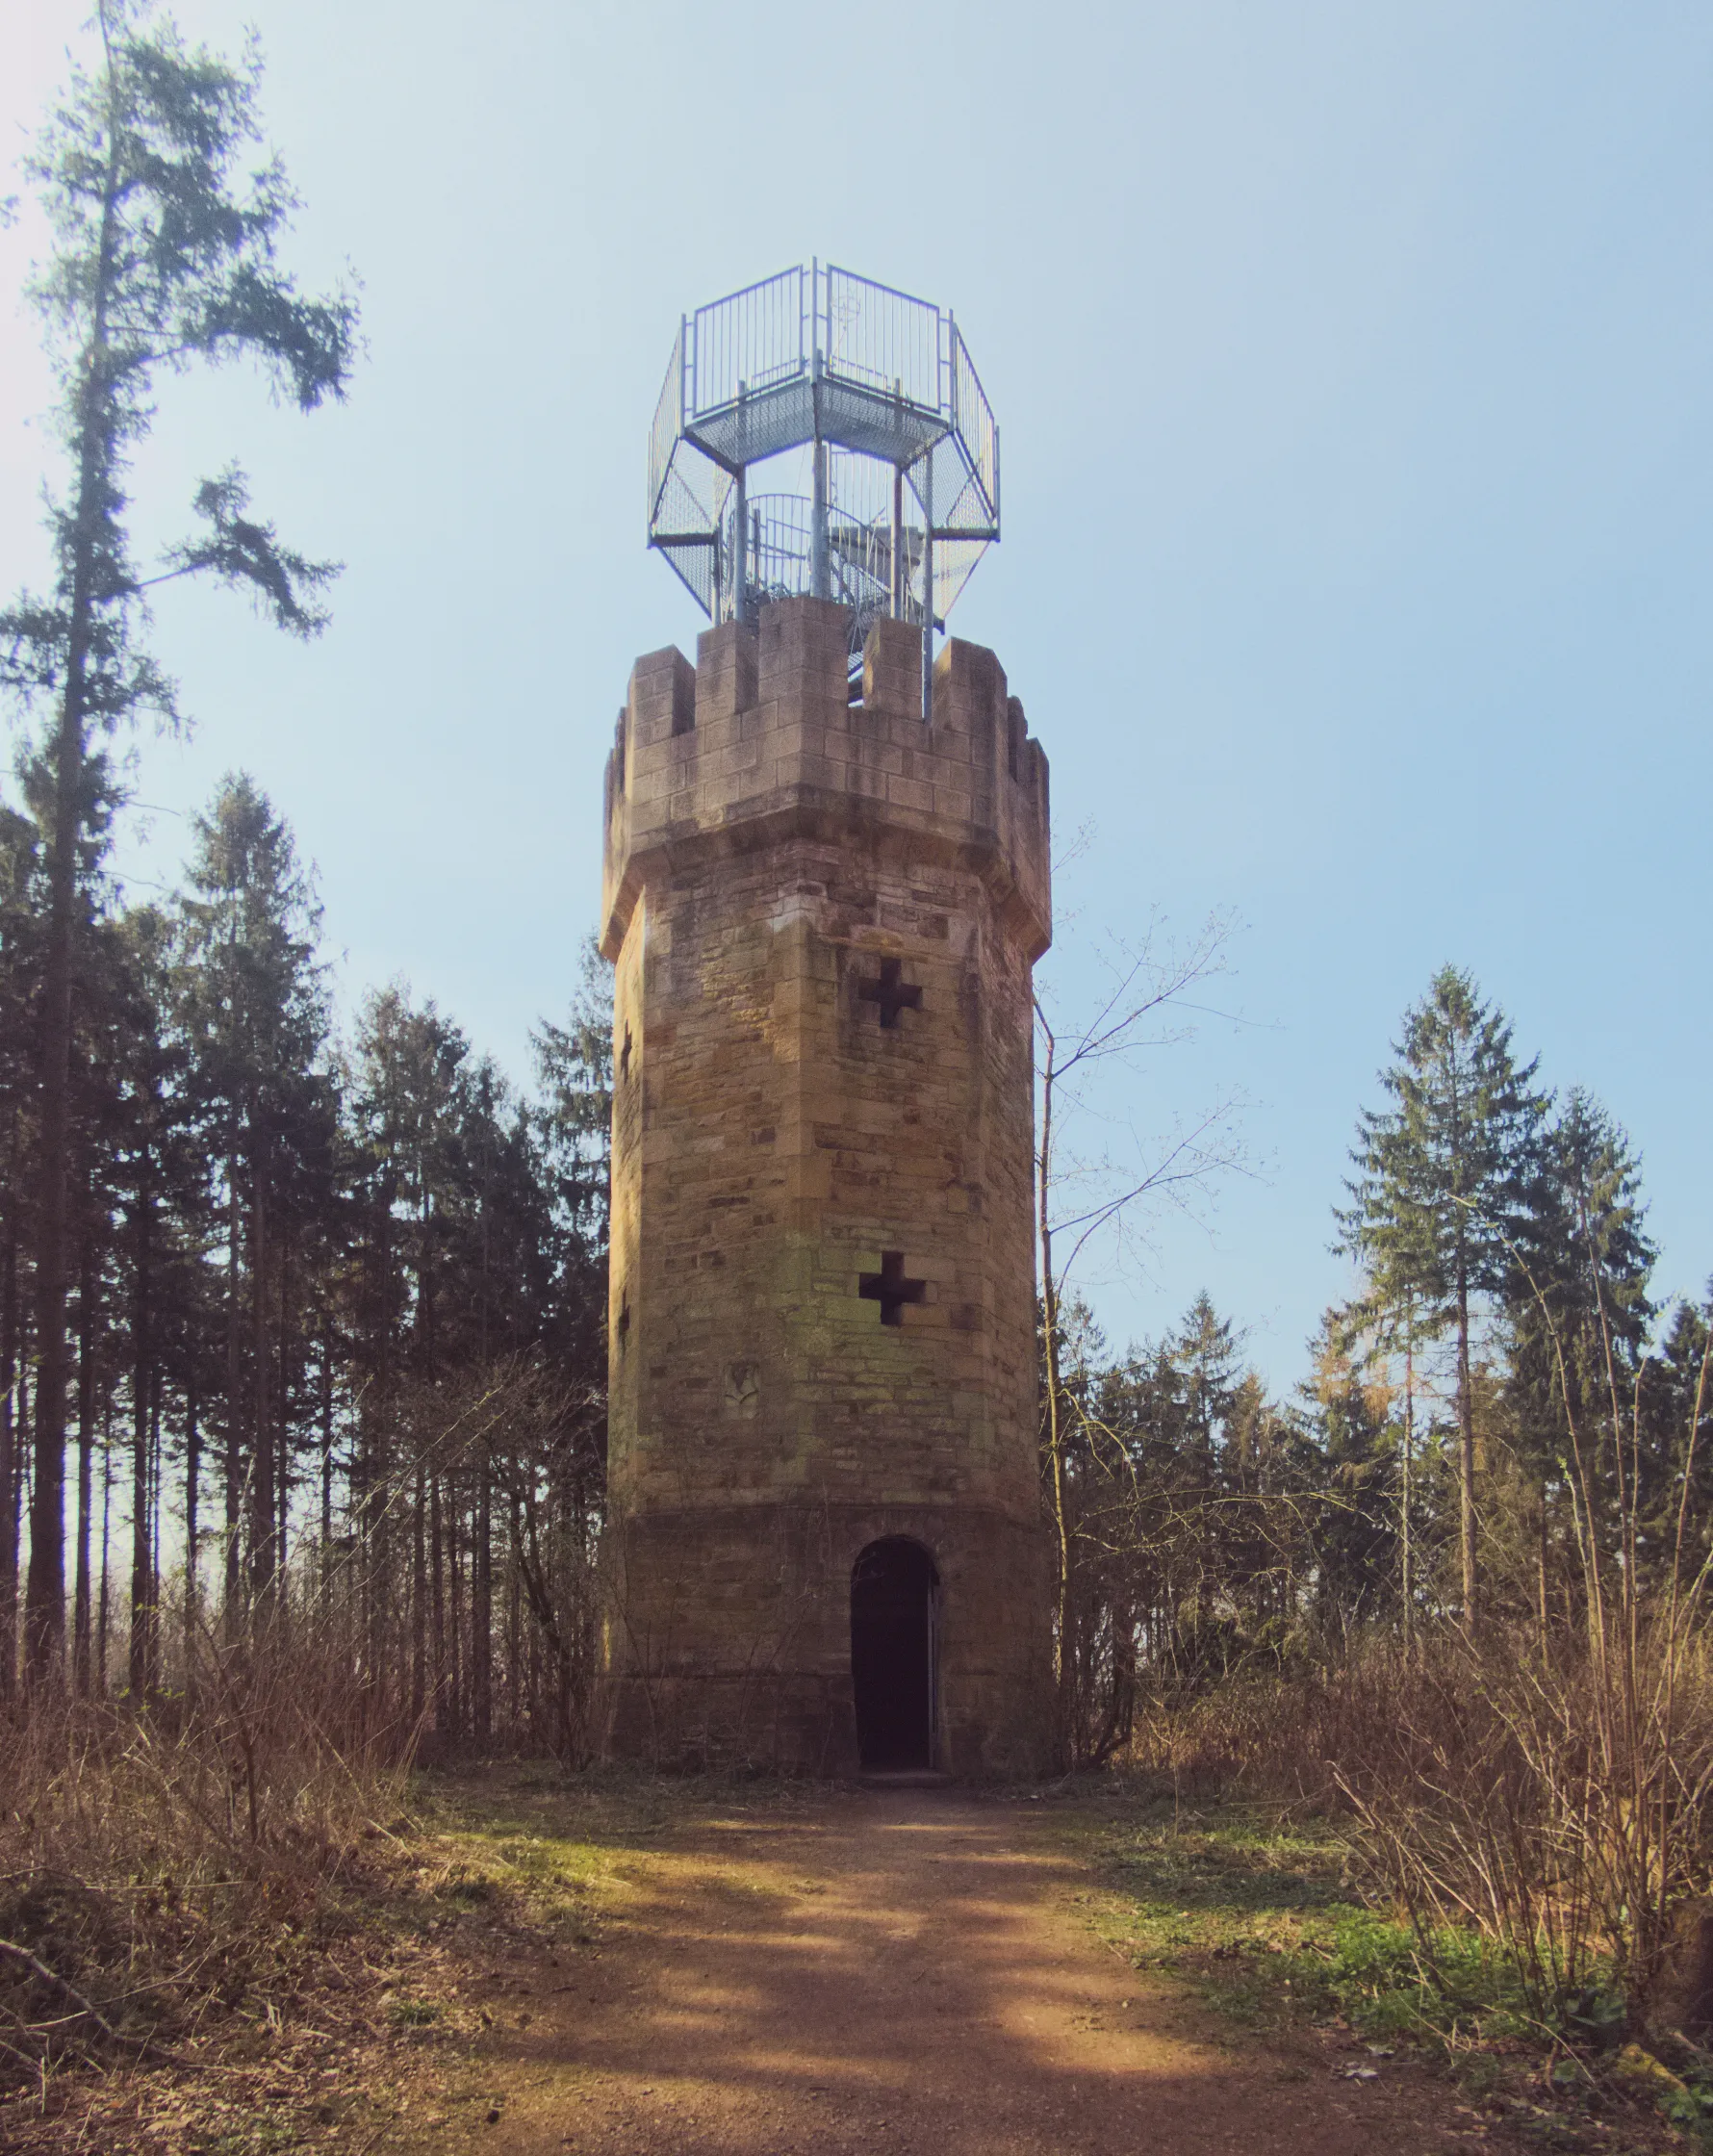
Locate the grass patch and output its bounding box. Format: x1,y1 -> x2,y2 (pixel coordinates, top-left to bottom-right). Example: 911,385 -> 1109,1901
1057,1778 -> 1704,2152
385,1993 -> 445,2028
1077,1784 -> 1576,2044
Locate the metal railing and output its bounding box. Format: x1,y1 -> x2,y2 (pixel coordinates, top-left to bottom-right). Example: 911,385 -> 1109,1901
723,489 -> 919,645
647,321 -> 685,528
648,262 -> 1002,667
948,326 -> 998,525
683,263 -> 953,429
822,264 -> 941,408
689,265 -> 805,417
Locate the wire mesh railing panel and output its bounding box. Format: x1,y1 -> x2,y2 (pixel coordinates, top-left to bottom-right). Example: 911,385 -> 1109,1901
933,535 -> 989,623
648,325 -> 684,526
660,536 -> 718,615
908,434 -> 998,541
652,446 -> 725,540
949,326 -> 999,524
937,462 -> 991,539
690,266 -> 805,417
822,265 -> 941,407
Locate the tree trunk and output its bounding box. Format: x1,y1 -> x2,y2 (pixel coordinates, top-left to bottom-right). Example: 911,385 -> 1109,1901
130,1125 -> 154,1694
319,1341 -> 332,1573
1400,1324 -> 1414,1651
96,1409 -> 112,1694
184,1377 -> 200,1674
0,1211 -> 18,1701
249,1180 -> 274,1611
149,1374 -> 162,1675
429,1471 -> 445,1734
473,1454 -> 492,1743
26,632 -> 88,1684
1456,1272 -> 1479,1627
25,127 -> 122,1688
224,1165 -> 243,1632
507,1501 -> 523,1742
275,1231 -> 291,1591
1034,1009 -> 1074,1765
73,1241 -> 95,1695
447,1496 -> 463,1739
411,1463 -> 426,1723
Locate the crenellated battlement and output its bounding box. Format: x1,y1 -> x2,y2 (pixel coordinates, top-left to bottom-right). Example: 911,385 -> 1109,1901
600,596 -> 1050,968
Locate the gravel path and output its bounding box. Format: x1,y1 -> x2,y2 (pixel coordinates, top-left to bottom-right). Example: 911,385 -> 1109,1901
480,1786 -> 1496,2156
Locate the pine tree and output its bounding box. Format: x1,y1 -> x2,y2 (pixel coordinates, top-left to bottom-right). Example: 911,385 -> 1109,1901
1503,1090 -> 1655,1628
1639,1288 -> 1713,1584
1338,966 -> 1547,1627
0,0 -> 355,1679
1301,1322 -> 1399,1633
530,940 -> 614,1385
173,775 -> 332,1628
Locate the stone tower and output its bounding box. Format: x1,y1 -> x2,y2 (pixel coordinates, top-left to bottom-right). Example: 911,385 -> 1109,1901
599,595 -> 1052,1777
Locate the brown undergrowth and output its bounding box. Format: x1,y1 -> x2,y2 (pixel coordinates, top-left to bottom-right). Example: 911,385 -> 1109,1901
1111,1620 -> 1713,2148
0,1720 -> 686,2152
1127,1620 -> 1713,2038
0,1619 -> 425,2148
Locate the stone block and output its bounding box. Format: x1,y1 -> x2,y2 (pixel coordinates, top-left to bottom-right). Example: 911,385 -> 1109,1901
862,616 -> 923,719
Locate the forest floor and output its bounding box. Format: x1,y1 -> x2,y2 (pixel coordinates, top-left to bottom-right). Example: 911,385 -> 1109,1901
3,1768 -> 1698,2156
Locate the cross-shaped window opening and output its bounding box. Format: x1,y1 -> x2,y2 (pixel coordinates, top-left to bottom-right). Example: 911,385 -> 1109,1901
617,1295 -> 630,1351
859,1250 -> 927,1327
620,1025 -> 632,1080
857,958 -> 922,1030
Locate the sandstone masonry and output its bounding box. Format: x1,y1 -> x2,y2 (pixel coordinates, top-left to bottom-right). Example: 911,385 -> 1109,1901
600,596 -> 1053,1775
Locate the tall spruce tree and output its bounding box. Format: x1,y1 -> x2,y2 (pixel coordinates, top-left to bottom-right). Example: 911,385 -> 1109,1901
1505,1089 -> 1655,1625
1302,1322 -> 1399,1633
173,775 -> 331,1626
1338,966 -> 1547,1627
1640,1287 -> 1713,1583
0,0 -> 355,1678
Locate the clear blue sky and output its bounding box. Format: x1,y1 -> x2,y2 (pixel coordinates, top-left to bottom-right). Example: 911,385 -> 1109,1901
2,0 -> 1709,1390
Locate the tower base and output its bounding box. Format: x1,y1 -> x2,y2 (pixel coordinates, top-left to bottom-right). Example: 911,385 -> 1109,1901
601,1502 -> 1053,1779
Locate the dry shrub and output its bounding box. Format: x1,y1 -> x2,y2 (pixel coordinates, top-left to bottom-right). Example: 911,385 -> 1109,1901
0,1602 -> 415,2086
1124,1645 -> 1407,1805
1335,1617 -> 1713,2034
1127,1611 -> 1713,2037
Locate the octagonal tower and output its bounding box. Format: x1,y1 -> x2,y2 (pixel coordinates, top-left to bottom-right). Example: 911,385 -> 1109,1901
600,267 -> 1049,1777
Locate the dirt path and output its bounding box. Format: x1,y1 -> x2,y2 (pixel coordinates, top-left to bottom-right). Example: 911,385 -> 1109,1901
470,1787 -> 1496,2156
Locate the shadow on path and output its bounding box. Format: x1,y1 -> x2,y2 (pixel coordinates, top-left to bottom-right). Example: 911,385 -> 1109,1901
482,1789 -> 1482,2156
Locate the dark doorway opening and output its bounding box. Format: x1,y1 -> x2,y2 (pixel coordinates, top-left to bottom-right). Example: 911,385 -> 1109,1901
851,1538 -> 937,1770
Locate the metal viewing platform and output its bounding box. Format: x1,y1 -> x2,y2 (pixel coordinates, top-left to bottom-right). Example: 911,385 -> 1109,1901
647,263 -> 1000,710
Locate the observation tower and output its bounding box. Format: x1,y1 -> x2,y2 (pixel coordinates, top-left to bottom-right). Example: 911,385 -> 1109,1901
601,264 -> 1051,1776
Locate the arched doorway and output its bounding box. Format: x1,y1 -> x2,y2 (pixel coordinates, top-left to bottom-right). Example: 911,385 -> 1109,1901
850,1538 -> 938,1770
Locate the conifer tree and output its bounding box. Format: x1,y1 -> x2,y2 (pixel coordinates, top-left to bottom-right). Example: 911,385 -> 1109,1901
173,775 -> 332,1625
1505,1090 -> 1655,1624
0,0 -> 355,1678
1338,966 -> 1547,1627
1302,1322 -> 1399,1631
1641,1288 -> 1713,1579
